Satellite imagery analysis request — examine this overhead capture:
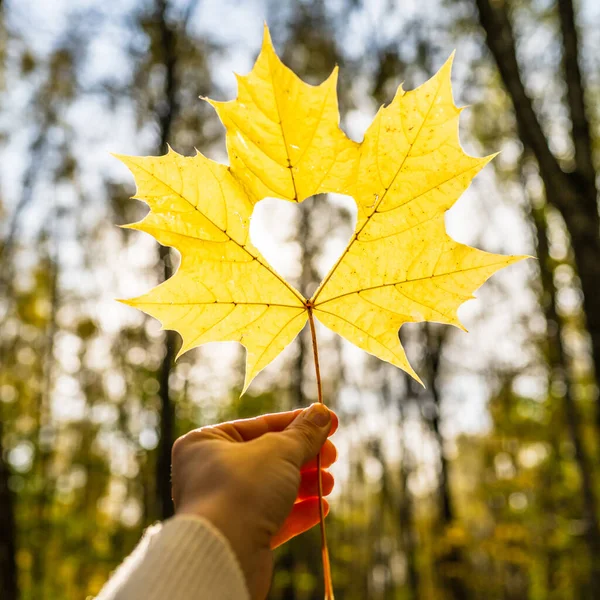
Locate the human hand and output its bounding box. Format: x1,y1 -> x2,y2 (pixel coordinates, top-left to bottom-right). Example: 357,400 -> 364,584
171,404 -> 338,599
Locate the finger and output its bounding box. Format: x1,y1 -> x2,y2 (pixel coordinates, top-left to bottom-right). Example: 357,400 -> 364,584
301,439 -> 337,471
271,498 -> 330,548
215,407 -> 338,442
296,469 -> 334,502
279,404 -> 332,468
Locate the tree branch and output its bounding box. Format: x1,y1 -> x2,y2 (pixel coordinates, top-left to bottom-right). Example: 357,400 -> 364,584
475,0 -> 600,404
557,0 -> 596,185
474,0 -> 571,204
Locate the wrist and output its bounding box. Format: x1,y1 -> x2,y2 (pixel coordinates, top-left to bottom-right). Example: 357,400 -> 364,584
177,493 -> 271,596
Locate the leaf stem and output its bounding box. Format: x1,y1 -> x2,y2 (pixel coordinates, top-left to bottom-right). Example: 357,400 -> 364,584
307,307 -> 334,600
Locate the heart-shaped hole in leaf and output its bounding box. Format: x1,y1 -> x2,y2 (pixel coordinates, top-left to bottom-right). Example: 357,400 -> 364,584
250,194 -> 356,299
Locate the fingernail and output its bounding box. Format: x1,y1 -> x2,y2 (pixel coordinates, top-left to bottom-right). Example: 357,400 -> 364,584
305,403 -> 330,427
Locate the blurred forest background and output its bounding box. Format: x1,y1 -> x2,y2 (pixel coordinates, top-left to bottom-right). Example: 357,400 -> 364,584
1,0 -> 600,598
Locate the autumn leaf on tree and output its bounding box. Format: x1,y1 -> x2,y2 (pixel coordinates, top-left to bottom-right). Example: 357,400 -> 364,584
115,25 -> 525,597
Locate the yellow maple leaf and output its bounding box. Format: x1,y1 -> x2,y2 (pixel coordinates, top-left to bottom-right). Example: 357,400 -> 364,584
116,27 -> 525,392
207,26 -> 357,203
115,150 -> 307,393
310,56 -> 524,382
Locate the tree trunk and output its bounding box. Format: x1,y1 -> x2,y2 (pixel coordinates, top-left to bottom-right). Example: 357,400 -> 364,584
398,456 -> 419,599
528,185 -> 600,596
474,0 -> 600,439
475,0 -> 600,588
0,418 -> 18,600
154,0 -> 179,521
31,240 -> 59,599
395,390 -> 420,600
423,326 -> 469,600
0,96 -> 54,600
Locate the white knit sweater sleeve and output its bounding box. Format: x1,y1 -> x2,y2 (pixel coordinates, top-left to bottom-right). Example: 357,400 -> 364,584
96,515 -> 250,600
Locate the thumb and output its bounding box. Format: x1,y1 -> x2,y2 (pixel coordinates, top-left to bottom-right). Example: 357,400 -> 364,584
279,403 -> 332,468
